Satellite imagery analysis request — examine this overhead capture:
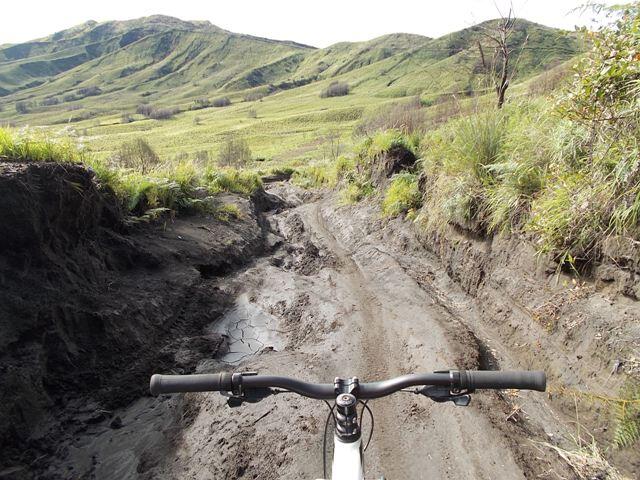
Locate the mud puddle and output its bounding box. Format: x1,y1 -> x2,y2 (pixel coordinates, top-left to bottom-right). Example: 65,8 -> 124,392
210,293 -> 285,364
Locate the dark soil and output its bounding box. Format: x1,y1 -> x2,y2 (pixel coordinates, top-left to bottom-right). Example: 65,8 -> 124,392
0,162 -> 276,478
368,144 -> 417,187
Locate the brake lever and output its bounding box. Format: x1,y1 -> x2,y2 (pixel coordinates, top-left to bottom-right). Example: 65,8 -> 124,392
416,385 -> 472,407
223,387 -> 275,408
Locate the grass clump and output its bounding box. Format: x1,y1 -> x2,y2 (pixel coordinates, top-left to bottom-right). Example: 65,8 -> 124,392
292,164 -> 335,189
339,179 -> 374,204
266,166 -> 296,177
382,172 -> 422,218
110,161 -> 200,214
420,107 -> 507,233
356,129 -> 419,161
204,167 -> 262,195
215,203 -> 243,222
292,156 -> 356,189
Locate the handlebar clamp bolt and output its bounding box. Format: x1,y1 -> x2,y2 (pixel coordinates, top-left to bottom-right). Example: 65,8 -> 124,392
336,393 -> 356,408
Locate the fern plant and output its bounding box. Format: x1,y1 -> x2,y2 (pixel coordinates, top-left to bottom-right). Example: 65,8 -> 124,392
613,382 -> 640,449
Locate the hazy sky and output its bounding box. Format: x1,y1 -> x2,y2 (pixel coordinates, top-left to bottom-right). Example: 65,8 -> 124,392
1,0 -> 618,47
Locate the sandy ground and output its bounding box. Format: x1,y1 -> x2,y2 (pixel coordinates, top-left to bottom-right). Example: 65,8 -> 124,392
44,184 -> 585,480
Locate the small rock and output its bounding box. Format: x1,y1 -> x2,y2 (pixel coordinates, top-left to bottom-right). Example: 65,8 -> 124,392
109,416 -> 123,429
611,359 -> 623,375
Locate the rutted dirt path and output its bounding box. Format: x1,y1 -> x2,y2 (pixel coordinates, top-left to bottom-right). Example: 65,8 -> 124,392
144,187 -> 574,480
45,185 -> 575,479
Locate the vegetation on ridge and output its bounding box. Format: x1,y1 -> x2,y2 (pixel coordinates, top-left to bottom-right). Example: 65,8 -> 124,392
0,127 -> 262,218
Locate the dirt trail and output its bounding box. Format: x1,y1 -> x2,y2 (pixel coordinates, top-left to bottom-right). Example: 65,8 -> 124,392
44,184 -> 574,479
143,188 -> 572,480
301,200 -> 557,479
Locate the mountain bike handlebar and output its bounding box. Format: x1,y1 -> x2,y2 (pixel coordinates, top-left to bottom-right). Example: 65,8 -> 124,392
149,370 -> 546,399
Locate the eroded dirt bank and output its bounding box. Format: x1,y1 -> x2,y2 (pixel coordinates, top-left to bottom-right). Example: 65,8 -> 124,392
416,220 -> 640,473
2,165 -> 638,479
0,162 -> 281,478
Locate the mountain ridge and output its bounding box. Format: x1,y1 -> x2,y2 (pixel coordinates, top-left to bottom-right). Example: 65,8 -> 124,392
0,14 -> 581,162
0,15 -> 578,99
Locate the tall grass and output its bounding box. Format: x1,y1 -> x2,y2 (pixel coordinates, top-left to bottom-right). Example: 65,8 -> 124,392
420,107 -> 506,232
0,127 -> 261,218
418,84 -> 640,267
0,128 -> 85,163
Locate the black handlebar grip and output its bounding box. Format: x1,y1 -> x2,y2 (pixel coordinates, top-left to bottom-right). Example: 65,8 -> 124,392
149,373 -> 233,396
459,370 -> 546,392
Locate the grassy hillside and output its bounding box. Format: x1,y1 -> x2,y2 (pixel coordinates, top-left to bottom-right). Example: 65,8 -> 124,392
0,16 -> 581,164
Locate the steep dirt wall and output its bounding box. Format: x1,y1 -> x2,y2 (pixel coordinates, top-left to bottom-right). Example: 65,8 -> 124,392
416,224 -> 640,473
0,162 -> 274,478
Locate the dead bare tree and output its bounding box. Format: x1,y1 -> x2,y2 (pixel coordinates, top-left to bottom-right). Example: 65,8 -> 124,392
478,8 -> 526,109
322,129 -> 342,162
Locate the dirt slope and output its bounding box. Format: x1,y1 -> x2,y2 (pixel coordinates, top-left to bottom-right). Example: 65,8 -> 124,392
0,162 -> 276,478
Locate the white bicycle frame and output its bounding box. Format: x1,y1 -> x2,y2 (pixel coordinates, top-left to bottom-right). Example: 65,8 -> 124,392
330,435 -> 364,480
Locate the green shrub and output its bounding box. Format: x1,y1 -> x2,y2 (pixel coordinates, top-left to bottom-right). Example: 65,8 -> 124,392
110,138 -> 160,173
212,97 -> 231,107
320,81 -> 349,98
15,101 -> 32,114
382,173 -> 422,217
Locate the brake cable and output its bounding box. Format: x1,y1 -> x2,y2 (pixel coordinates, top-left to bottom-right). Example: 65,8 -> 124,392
359,400 -> 374,452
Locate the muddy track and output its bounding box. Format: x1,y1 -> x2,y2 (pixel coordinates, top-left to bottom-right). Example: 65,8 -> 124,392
46,186 -> 576,479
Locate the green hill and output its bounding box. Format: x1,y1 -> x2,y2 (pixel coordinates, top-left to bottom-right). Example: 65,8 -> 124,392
0,16 -> 581,162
